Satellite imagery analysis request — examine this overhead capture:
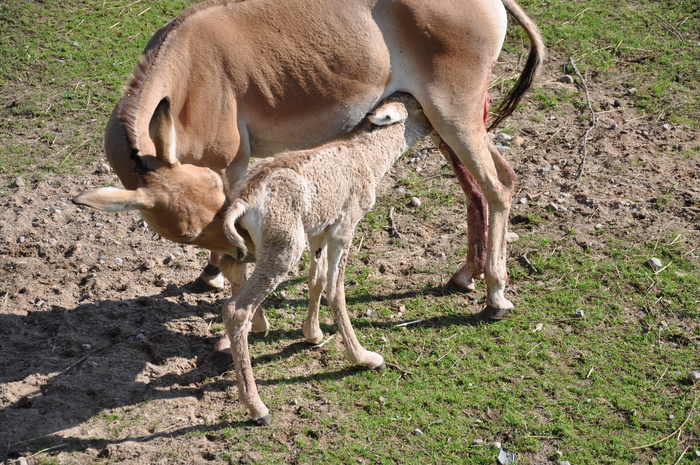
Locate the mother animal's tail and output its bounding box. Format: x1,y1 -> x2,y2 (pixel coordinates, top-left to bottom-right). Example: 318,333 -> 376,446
488,0 -> 546,131
224,199 -> 249,260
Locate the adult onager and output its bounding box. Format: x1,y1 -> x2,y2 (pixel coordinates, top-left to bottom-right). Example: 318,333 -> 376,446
75,0 -> 544,319
219,92 -> 432,424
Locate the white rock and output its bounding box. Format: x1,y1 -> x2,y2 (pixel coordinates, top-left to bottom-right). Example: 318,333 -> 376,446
97,163 -> 111,174
558,75 -> 574,84
688,371 -> 700,384
506,232 -> 519,243
15,177 -> 25,187
496,133 -> 512,143
647,257 -> 663,271
410,197 -> 422,207
411,428 -> 424,436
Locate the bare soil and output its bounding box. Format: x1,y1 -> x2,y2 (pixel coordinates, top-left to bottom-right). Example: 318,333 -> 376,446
1,58 -> 698,464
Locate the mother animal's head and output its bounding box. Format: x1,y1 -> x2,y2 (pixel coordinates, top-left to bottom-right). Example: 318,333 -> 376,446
73,98 -> 229,250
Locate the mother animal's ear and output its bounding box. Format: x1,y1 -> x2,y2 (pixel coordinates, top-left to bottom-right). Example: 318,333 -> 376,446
73,187 -> 154,212
149,97 -> 179,167
368,102 -> 408,126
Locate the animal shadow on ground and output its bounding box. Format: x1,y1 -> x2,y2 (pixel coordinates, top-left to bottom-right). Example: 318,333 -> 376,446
0,281 -> 480,458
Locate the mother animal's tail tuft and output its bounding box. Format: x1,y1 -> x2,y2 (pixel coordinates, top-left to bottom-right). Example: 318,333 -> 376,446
488,0 -> 546,131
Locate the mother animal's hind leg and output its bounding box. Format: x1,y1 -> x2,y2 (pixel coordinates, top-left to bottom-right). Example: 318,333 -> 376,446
423,103 -> 516,320
432,135 -> 487,293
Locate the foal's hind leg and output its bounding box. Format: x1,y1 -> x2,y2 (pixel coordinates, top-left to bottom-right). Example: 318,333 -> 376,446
303,239 -> 327,344
325,239 -> 384,369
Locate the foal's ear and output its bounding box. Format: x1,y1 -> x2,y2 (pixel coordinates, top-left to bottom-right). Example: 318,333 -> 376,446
73,187 -> 153,212
149,97 -> 179,167
368,102 -> 409,126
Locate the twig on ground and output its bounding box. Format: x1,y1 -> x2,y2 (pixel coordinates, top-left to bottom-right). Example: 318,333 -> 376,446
525,342 -> 542,357
316,334 -> 335,347
387,207 -> 400,238
395,319 -> 425,327
653,367 -> 669,389
672,446 -> 690,465
521,249 -> 539,274
569,57 -> 597,181
385,361 -> 414,377
631,388 -> 697,450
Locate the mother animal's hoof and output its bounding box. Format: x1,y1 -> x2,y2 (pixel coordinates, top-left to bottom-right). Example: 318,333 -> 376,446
444,276 -> 476,294
253,414 -> 271,426
475,305 -> 512,321
373,362 -> 387,371
187,276 -> 224,294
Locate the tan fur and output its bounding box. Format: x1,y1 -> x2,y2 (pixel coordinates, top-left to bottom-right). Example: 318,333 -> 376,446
216,93 -> 431,423
75,0 -> 544,337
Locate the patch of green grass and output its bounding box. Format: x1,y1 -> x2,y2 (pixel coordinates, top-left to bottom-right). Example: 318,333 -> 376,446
511,0 -> 700,126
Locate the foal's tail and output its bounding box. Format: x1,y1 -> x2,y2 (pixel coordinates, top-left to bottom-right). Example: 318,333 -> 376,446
488,0 -> 546,131
224,199 -> 249,261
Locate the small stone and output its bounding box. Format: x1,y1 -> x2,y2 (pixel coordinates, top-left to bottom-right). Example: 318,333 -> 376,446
97,163 -> 111,174
519,197 -> 528,205
497,448 -> 516,464
506,232 -> 519,243
613,99 -> 622,107
82,344 -> 92,351
693,449 -> 700,460
546,202 -> 560,211
541,166 -> 550,173
558,75 -> 574,84
647,257 -> 663,271
155,277 -> 168,287
14,177 -> 25,187
18,236 -> 26,243
18,458 -> 29,465
608,123 -> 618,130
574,310 -> 585,318
472,438 -> 484,446
668,414 -> 675,420
493,441 -> 501,449
410,197 -> 422,207
136,333 -> 146,341
143,259 -> 156,270
377,336 -> 388,344
662,123 -> 671,131
552,164 -> 560,171
114,258 -> 123,265
560,462 -> 571,465
688,371 -> 700,384
495,144 -> 510,153
364,309 -> 373,317
594,223 -> 603,230
411,428 -> 424,436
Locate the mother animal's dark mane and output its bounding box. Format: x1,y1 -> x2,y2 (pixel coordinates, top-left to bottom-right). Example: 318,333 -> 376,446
117,0 -> 244,153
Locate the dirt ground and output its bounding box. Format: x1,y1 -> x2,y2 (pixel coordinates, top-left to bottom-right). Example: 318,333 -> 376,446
1,54 -> 698,464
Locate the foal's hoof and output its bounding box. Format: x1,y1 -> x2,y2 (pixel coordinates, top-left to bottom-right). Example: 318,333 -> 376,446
475,305 -> 512,321
253,414 -> 271,426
